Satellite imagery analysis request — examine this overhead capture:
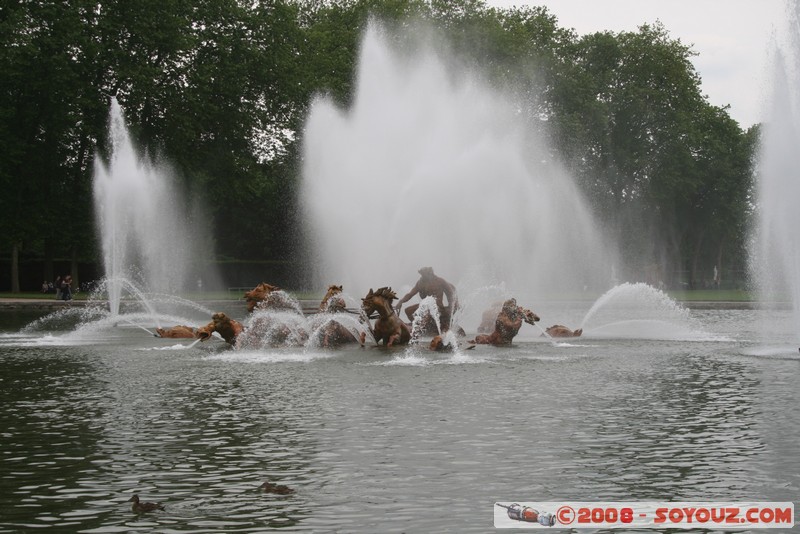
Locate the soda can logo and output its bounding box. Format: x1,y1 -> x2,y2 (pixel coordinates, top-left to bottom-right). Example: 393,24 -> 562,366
520,507 -> 538,522
498,503 -> 541,523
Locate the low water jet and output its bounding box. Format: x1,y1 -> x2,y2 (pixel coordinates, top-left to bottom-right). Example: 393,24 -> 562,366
580,283 -> 704,340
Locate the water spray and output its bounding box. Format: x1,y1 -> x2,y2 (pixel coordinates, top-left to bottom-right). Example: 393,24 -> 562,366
116,318 -> 156,336
300,23 -> 617,298
532,321 -> 552,339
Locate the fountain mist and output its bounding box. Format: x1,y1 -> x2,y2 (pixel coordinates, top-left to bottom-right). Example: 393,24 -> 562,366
301,23 -> 617,303
752,1 -> 800,342
93,98 -> 214,315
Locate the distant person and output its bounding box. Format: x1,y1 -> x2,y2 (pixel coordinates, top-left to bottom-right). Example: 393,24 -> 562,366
41,281 -> 49,293
54,276 -> 62,300
395,267 -> 459,332
61,275 -> 72,301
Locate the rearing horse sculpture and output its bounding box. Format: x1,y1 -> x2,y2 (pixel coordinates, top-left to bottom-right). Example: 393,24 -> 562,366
470,298 -> 539,346
319,284 -> 343,311
244,282 -> 281,313
311,284 -> 364,348
361,287 -> 411,347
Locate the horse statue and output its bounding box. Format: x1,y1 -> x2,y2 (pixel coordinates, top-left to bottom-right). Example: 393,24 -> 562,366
309,292 -> 364,348
470,298 -> 540,346
196,312 -> 244,345
244,282 -> 303,313
361,287 -> 411,347
155,325 -> 197,338
244,282 -> 280,312
545,325 -> 583,338
320,284 -> 343,311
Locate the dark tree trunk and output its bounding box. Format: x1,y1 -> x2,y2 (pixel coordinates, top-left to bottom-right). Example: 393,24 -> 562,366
689,230 -> 706,290
44,238 -> 54,286
70,246 -> 80,291
11,243 -> 20,293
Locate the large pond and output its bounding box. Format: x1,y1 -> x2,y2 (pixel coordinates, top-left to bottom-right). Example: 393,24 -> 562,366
0,304 -> 798,532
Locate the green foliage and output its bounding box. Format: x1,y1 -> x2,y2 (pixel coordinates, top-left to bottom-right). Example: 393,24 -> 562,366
0,0 -> 758,290
548,22 -> 753,286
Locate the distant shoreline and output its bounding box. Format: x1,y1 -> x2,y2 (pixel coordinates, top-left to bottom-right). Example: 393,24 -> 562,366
0,297 -> 765,311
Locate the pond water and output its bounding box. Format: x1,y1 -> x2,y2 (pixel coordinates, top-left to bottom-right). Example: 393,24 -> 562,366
0,306 -> 798,532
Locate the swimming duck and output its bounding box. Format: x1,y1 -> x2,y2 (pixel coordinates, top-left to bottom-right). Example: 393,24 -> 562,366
128,494 -> 165,513
259,481 -> 294,495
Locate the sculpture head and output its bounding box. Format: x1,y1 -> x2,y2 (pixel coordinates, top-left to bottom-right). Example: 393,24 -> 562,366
320,284 -> 344,310
244,282 -> 281,312
418,266 -> 434,279
210,312 -> 243,344
429,335 -> 454,352
326,295 -> 347,313
195,324 -> 214,340
501,298 -> 539,324
522,308 -> 540,324
362,286 -> 397,316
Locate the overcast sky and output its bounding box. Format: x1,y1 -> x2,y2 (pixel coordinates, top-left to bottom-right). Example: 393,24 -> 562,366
482,0 -> 790,127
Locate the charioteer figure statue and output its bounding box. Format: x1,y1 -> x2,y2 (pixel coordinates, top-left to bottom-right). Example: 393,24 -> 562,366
395,267 -> 459,333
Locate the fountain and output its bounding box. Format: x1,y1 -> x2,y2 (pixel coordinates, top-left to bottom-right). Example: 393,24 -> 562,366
751,1 -> 800,347
14,24 -> 707,349
92,98 -> 214,317
409,296 -> 441,343
4,17 -> 799,534
298,22 -> 714,341
578,282 -> 706,340
14,99 -> 221,343
300,23 -> 618,307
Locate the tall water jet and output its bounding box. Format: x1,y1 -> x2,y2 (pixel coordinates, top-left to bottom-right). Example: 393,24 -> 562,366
301,23 -> 618,303
751,1 -> 800,342
93,99 -> 211,316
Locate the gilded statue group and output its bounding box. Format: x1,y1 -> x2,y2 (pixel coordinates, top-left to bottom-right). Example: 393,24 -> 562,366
156,267 -> 582,350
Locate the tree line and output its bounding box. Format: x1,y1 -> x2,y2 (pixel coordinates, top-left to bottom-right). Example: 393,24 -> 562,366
1,0 -> 757,292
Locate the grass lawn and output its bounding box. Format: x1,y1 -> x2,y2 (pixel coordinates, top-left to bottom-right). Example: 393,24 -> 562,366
0,292 -> 91,300
0,291 -> 242,301
666,289 -> 754,302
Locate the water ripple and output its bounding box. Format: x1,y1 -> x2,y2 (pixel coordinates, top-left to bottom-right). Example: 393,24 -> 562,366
0,310 -> 798,532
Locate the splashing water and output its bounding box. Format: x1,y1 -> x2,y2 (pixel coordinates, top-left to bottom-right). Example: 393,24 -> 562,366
18,98 -> 219,341
410,296 -> 441,342
580,283 -> 704,340
301,23 -> 617,302
93,98 -> 211,315
455,281 -> 508,332
306,309 -> 369,349
237,310 -> 310,349
237,292 -> 309,349
751,1 -> 800,344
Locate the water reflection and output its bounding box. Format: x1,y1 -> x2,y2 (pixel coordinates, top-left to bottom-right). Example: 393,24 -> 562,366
0,348 -> 109,530
0,309 -> 798,532
569,350 -> 768,499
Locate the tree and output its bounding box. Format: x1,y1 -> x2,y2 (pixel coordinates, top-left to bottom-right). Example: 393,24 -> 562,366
549,22 -> 750,285
0,0 -> 103,291
0,0 -> 758,291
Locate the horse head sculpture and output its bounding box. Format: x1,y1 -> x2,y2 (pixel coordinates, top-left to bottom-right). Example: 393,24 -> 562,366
361,287 -> 410,347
